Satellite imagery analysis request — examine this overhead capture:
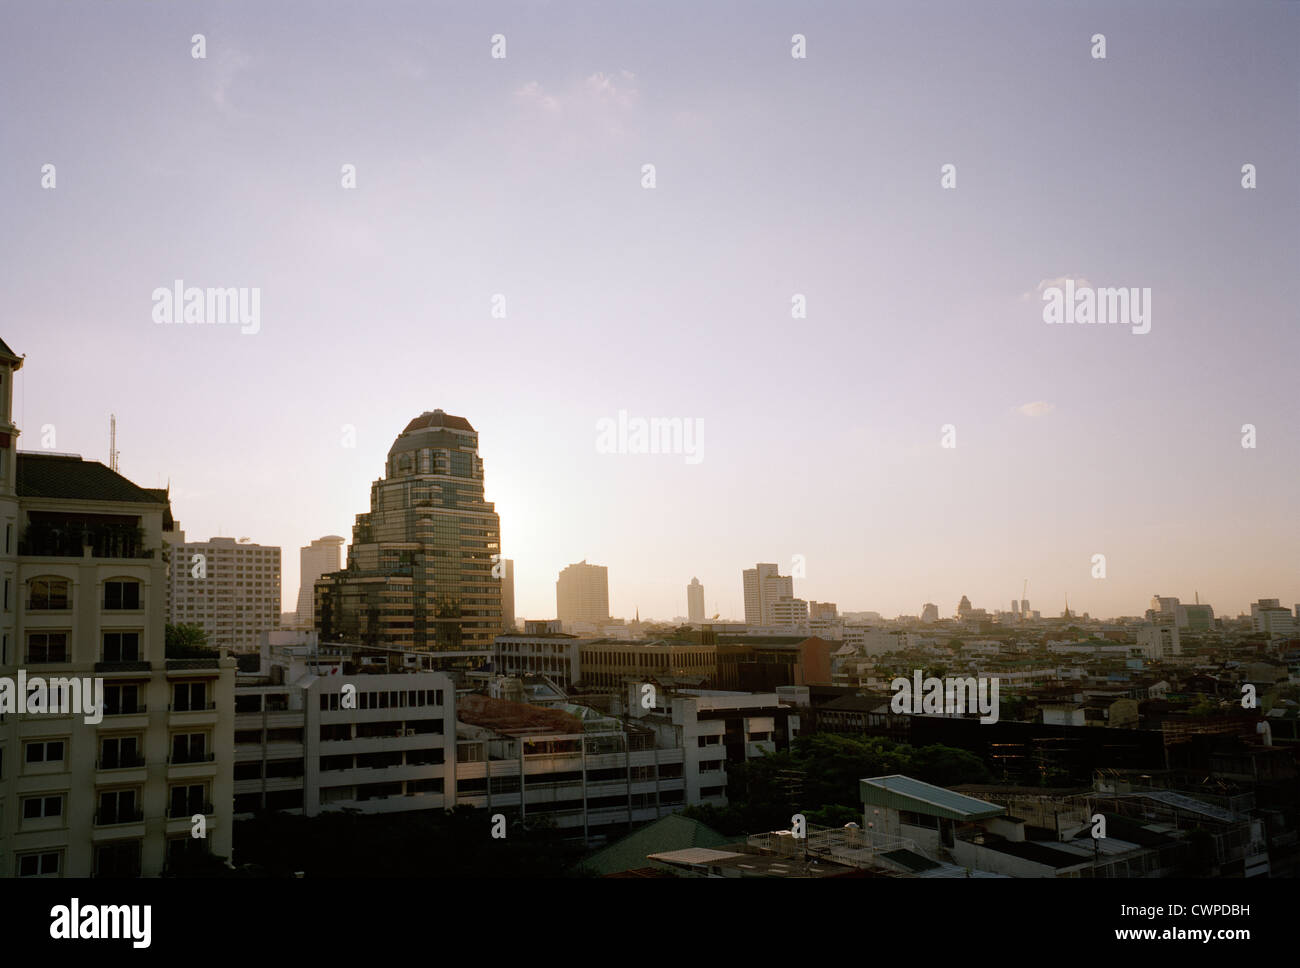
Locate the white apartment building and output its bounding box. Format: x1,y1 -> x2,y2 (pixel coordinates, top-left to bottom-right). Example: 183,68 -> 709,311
742,563 -> 794,626
0,341 -> 235,877
165,532 -> 281,652
1136,624 -> 1181,660
233,640 -> 454,817
234,639 -> 702,842
1251,599 -> 1296,639
295,536 -> 344,629
844,627 -> 907,656
769,596 -> 809,632
626,685 -> 799,807
0,343 -> 236,878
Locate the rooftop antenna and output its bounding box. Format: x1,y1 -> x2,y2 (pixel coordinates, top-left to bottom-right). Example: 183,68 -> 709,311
109,413 -> 119,472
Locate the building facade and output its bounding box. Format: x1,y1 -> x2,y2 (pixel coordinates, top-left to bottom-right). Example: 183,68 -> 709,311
687,577 -> 705,624
556,560 -> 609,628
742,563 -> 793,626
315,410 -> 503,674
0,338 -> 236,878
165,533 -> 282,653
296,536 -> 344,629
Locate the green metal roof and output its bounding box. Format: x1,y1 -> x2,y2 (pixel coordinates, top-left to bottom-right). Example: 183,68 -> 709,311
574,814 -> 732,876
860,775 -> 1005,821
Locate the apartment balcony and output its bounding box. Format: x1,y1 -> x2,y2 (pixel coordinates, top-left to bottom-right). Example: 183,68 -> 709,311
319,763 -> 443,786
167,752 -> 218,781
95,755 -> 147,785
261,710 -> 302,729
20,520 -> 152,560
94,660 -> 152,675
317,733 -> 434,755
92,809 -> 147,842
586,778 -> 633,794
99,705 -> 149,730
169,701 -> 219,727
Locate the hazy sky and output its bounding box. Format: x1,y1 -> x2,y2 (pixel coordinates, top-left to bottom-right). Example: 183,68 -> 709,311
2,1 -> 1296,623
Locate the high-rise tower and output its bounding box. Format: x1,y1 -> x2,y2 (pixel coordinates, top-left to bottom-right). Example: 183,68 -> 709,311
296,535 -> 345,627
316,410 -> 502,672
556,560 -> 610,627
687,577 -> 705,623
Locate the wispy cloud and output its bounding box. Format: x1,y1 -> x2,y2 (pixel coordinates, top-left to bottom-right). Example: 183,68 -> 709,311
1015,401 -> 1056,418
514,80 -> 561,113
514,70 -> 640,124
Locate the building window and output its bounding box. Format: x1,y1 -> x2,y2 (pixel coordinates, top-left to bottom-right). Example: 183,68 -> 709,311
169,783 -> 208,817
27,577 -> 70,610
100,735 -> 141,769
166,836 -> 209,872
24,740 -> 65,765
25,631 -> 69,663
22,795 -> 63,820
97,789 -> 140,825
103,579 -> 142,610
104,683 -> 143,716
170,733 -> 209,764
172,681 -> 207,711
102,632 -> 141,663
94,842 -> 142,878
17,851 -> 61,878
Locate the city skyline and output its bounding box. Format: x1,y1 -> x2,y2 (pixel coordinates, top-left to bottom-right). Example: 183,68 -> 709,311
2,3 -> 1296,625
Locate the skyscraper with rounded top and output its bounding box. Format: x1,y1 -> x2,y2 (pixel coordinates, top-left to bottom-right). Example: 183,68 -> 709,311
316,410 -> 502,672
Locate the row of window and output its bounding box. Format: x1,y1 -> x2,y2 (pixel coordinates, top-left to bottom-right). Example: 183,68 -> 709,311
16,838 -> 210,878
20,783 -> 211,825
0,728 -> 213,781
318,688 -> 444,711
23,577 -> 142,611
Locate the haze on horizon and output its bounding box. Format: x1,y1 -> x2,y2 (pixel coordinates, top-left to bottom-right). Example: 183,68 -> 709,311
1,1 -> 1296,625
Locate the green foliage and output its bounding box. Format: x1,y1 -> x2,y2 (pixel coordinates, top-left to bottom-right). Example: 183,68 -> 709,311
686,733 -> 993,837
165,623 -> 215,658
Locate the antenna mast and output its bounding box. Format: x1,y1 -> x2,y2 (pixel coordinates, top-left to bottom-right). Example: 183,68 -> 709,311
109,413 -> 119,472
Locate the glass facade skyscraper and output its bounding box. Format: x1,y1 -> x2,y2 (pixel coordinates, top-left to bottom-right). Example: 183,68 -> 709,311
316,410 -> 502,672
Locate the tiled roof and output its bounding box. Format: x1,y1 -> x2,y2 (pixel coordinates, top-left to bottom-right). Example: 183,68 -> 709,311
16,454 -> 165,504
0,337 -> 20,363
400,410 -> 474,434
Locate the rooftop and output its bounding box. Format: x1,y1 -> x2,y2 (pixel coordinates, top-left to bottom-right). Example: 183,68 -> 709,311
17,453 -> 167,505
576,813 -> 732,876
861,775 -> 1006,821
457,694 -> 583,736
400,409 -> 475,434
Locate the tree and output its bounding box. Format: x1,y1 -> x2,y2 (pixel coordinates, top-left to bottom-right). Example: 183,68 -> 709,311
165,623 -> 215,658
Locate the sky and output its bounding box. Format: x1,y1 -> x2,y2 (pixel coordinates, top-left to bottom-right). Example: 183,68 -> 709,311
1,1 -> 1297,624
